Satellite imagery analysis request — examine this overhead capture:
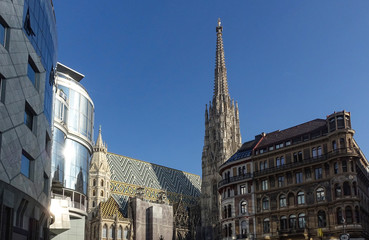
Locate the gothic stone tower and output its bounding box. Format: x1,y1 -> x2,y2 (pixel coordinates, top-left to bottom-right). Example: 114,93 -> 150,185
88,127 -> 111,213
201,19 -> 242,239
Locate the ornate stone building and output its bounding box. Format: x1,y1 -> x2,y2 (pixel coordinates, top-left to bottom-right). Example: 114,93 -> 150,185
218,111 -> 369,240
201,19 -> 242,239
88,128 -> 201,240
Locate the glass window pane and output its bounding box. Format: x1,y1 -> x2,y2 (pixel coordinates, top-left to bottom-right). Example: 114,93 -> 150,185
21,154 -> 30,177
0,22 -> 5,46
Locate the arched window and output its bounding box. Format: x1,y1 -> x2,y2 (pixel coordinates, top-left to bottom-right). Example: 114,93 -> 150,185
101,179 -> 104,187
227,204 -> 232,218
288,192 -> 295,206
312,148 -> 317,158
262,197 -> 269,210
241,221 -> 247,237
289,215 -> 296,229
298,213 -> 306,229
337,208 -> 343,225
263,218 -> 270,233
280,216 -> 287,230
316,187 -> 325,202
318,146 -> 322,156
93,190 -> 96,196
228,223 -> 232,237
355,206 -> 360,223
223,206 -> 227,219
100,190 -> 104,197
224,225 -> 228,237
332,140 -> 337,150
279,194 -> 287,208
335,184 -> 342,198
124,226 -> 129,239
345,206 -> 353,224
317,210 -> 327,227
297,191 -> 305,205
340,138 -> 345,148
102,224 -> 107,238
343,182 -> 351,196
334,162 -> 339,174
240,201 -> 247,214
342,160 -> 347,172
109,225 -> 115,239
118,226 -> 122,239
93,179 -> 96,186
92,201 -> 95,207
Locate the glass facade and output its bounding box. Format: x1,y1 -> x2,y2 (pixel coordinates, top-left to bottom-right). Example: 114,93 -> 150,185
23,0 -> 57,123
51,69 -> 94,196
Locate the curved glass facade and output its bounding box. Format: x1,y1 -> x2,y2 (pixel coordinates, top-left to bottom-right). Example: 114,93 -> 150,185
23,0 -> 58,123
51,66 -> 94,196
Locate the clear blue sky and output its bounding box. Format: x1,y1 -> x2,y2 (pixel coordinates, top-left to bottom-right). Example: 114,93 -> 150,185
54,1 -> 369,176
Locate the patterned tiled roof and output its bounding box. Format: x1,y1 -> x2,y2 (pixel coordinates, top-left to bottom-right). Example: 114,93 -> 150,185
99,196 -> 125,220
106,153 -> 201,215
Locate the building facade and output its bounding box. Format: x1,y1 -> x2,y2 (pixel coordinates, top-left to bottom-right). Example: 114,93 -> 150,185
201,19 -> 242,240
49,63 -> 94,239
88,129 -> 202,240
0,0 -> 57,238
219,111 -> 369,240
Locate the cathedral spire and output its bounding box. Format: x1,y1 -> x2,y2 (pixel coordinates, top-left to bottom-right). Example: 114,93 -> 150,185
213,18 -> 229,102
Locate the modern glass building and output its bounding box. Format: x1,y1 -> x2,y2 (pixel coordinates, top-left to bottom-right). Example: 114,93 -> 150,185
0,0 -> 57,239
49,62 -> 94,239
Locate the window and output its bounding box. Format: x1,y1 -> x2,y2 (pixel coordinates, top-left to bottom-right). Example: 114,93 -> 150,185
318,146 -> 322,156
117,226 -> 123,239
102,225 -> 107,238
262,197 -> 269,210
100,190 -> 104,197
340,138 -> 345,148
24,103 -> 34,130
276,157 -> 280,167
240,185 -> 246,195
286,140 -> 291,146
269,146 -> 274,151
124,227 -> 129,239
298,151 -> 303,161
263,218 -> 270,233
316,187 -> 325,201
342,160 -> 347,172
332,140 -> 337,150
305,168 -> 311,179
280,216 -> 287,230
262,179 -> 268,191
223,206 -> 227,219
315,167 -> 322,180
278,176 -> 284,187
345,206 -> 353,224
312,148 -> 317,158
353,182 -> 357,195
337,208 -> 343,224
224,225 -> 228,237
93,190 -> 96,196
334,162 -> 339,174
92,201 -> 95,207
297,191 -> 305,205
343,182 -> 351,196
228,223 -> 232,237
227,204 -> 232,218
259,161 -> 264,171
43,172 -> 49,195
0,76 -> 5,103
241,220 -> 247,237
289,215 -> 297,229
109,226 -> 115,239
240,201 -> 247,214
337,116 -> 344,128
101,179 -> 104,186
279,194 -> 287,208
335,184 -> 342,198
293,152 -> 298,162
329,118 -> 336,131
93,179 -> 96,186
296,172 -> 303,184
318,210 -> 327,227
0,20 -> 6,47
21,152 -> 32,178
27,60 -> 37,86
298,213 -> 306,228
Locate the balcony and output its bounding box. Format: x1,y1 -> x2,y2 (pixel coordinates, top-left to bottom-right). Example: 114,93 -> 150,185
219,173 -> 253,188
254,148 -> 357,177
